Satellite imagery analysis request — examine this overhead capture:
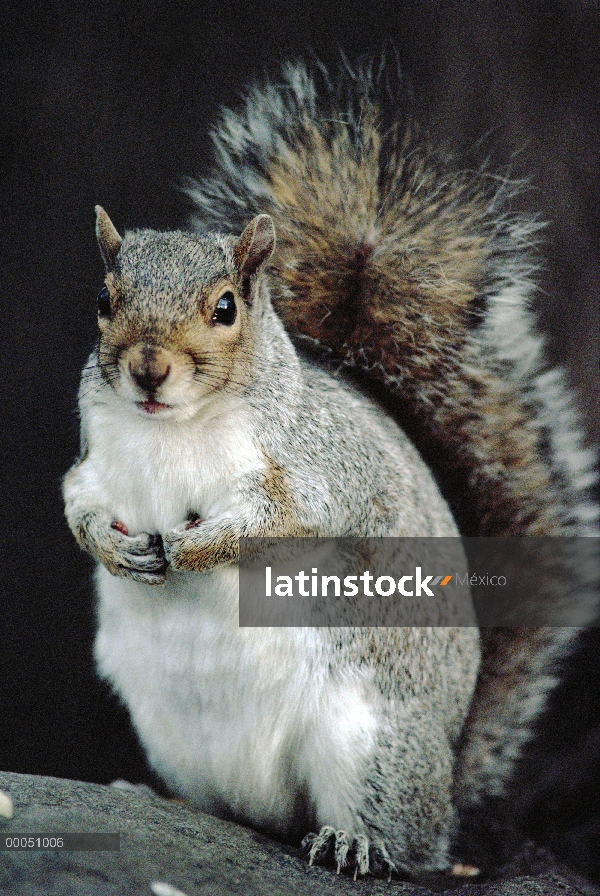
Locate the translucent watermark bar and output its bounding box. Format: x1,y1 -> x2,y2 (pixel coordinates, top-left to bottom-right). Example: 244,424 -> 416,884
0,833 -> 120,851
238,537 -> 600,627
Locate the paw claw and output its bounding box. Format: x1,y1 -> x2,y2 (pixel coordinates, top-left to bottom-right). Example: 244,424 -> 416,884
354,834 -> 369,877
334,830 -> 350,872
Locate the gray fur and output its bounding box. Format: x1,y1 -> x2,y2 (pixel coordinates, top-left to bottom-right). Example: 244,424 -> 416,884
64,217 -> 481,876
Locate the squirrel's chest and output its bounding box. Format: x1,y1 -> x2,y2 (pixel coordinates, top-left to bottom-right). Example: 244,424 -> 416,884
90,405 -> 263,533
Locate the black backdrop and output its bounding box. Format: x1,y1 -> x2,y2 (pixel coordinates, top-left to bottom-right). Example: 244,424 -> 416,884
2,0 -> 600,878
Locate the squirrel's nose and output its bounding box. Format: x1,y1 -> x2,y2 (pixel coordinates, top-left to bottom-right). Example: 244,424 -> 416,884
129,362 -> 171,393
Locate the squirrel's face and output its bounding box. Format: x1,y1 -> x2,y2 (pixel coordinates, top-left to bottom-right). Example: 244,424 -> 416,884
93,208 -> 275,421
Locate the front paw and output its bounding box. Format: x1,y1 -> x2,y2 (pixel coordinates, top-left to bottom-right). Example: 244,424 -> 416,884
103,522 -> 167,584
163,518 -> 238,572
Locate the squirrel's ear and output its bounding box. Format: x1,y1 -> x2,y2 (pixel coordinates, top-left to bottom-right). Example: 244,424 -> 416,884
95,205 -> 123,270
233,215 -> 276,283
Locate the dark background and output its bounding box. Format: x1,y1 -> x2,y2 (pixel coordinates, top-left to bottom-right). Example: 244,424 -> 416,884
2,0 -> 600,880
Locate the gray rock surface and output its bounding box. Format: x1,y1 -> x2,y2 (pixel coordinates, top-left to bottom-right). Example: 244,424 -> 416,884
0,771 -> 596,896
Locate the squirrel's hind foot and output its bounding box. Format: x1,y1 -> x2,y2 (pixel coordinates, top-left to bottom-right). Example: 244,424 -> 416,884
302,826 -> 394,880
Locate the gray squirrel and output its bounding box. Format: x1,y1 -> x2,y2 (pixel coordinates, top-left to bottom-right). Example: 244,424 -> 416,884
63,59 -> 598,875
63,207 -> 480,877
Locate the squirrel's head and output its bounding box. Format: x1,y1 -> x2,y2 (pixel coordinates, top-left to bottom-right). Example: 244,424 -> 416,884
93,207 -> 275,420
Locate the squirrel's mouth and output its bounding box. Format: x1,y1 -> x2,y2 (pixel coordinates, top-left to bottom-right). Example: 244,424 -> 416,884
136,399 -> 172,414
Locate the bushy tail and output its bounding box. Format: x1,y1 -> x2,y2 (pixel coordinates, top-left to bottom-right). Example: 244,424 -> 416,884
188,59 -> 599,863
189,60 -> 597,538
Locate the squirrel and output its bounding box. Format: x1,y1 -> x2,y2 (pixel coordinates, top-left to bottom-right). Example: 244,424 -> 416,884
63,206 -> 481,877
63,58 -> 598,874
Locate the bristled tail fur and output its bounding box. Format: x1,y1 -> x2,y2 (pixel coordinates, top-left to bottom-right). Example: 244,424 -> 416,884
188,58 -> 599,864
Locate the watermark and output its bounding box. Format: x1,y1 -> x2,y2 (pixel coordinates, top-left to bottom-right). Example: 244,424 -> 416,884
239,537 -> 599,627
265,566 -> 456,598
0,833 -> 120,851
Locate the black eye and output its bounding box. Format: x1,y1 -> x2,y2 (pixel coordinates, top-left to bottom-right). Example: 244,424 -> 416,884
97,286 -> 111,318
213,291 -> 237,326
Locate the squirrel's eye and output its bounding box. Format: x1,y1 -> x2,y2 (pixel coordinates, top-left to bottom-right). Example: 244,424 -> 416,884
213,291 -> 237,326
97,286 -> 111,318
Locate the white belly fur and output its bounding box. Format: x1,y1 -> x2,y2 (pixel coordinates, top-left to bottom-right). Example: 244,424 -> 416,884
90,399 -> 390,836
95,566 -> 378,835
